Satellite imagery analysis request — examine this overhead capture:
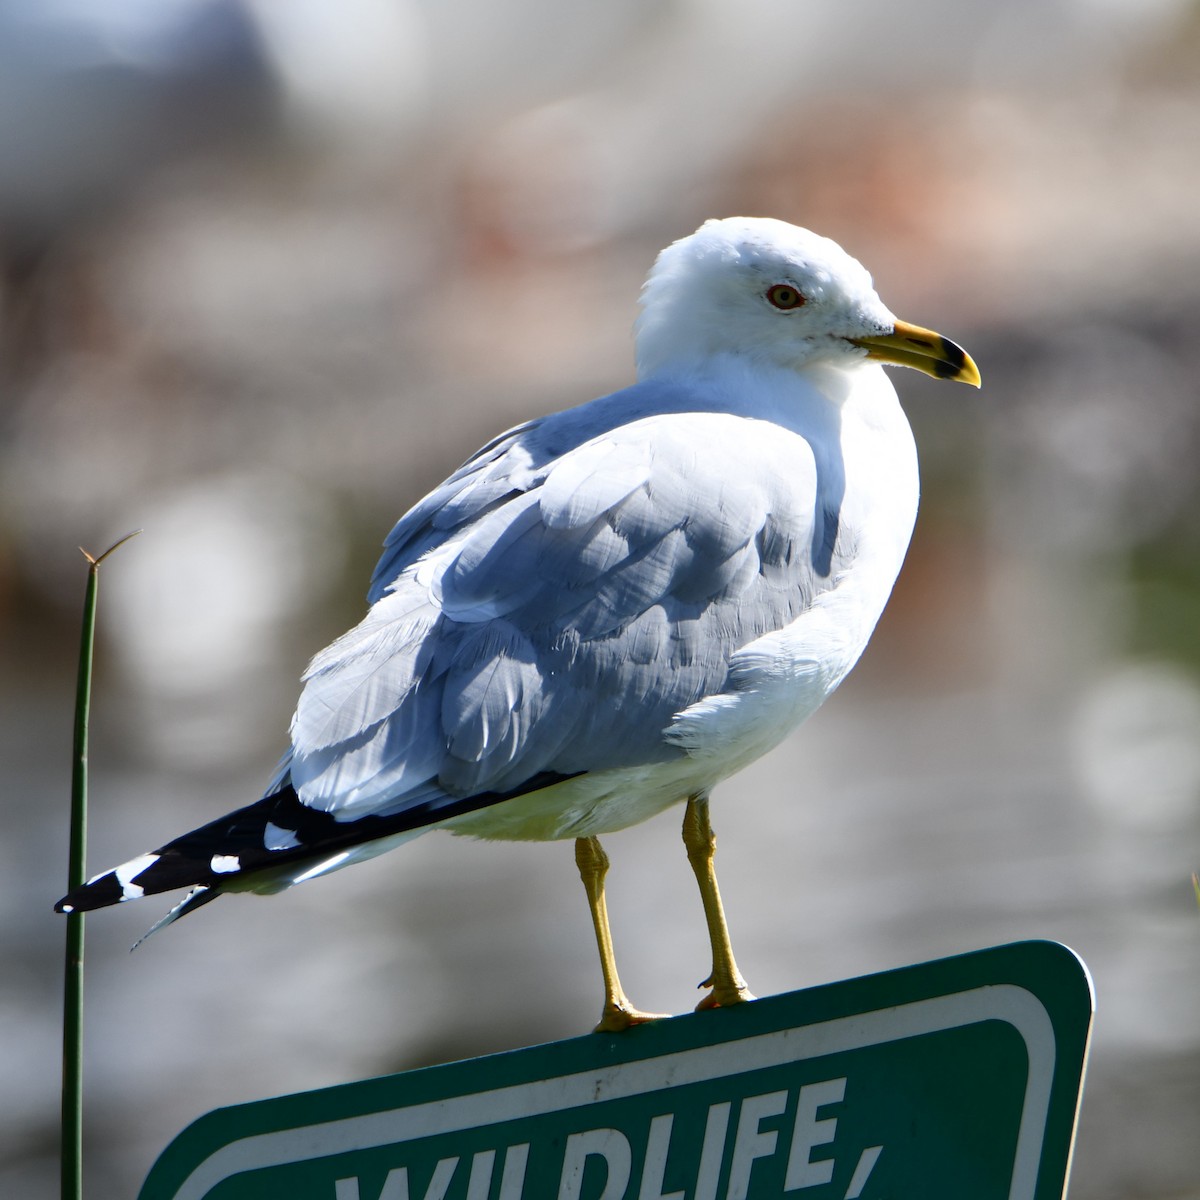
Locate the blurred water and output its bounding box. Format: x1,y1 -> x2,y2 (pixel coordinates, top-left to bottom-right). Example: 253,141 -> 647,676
2,3 -> 1199,1198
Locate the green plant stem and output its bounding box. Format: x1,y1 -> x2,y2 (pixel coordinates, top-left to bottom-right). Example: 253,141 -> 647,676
62,531 -> 139,1200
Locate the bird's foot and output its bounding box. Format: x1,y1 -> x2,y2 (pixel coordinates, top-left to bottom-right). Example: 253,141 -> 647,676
695,973 -> 755,1012
594,999 -> 670,1033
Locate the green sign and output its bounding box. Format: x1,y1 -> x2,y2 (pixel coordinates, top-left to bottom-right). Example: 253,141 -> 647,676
140,940 -> 1092,1200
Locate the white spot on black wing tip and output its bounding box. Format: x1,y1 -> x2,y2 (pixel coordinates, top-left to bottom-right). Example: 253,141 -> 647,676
115,853 -> 161,901
209,854 -> 241,874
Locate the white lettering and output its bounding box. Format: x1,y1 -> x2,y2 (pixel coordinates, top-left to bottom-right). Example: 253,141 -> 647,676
726,1091 -> 788,1200
558,1128 -> 633,1200
466,1151 -> 495,1200
638,1114 -> 684,1200
500,1143 -> 531,1200
335,1077 -> 869,1200
335,1158 -> 460,1200
694,1102 -> 731,1200
785,1078 -> 846,1190
419,1158 -> 460,1200
845,1146 -> 882,1200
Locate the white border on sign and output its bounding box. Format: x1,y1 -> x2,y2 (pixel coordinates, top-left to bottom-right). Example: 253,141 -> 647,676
167,984 -> 1055,1200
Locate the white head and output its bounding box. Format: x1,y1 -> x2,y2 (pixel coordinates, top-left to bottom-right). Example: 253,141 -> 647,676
635,217 -> 979,388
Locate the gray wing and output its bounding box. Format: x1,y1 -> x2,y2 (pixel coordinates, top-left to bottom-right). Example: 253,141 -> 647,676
366,418 -> 542,604
290,387 -> 836,821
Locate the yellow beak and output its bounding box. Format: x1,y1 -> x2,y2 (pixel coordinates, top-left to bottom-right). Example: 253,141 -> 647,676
851,319 -> 981,387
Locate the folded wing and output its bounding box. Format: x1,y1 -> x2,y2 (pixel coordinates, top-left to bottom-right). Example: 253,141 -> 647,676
291,390 -> 837,822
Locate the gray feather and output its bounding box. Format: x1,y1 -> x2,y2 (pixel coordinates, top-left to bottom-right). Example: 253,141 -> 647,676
290,381 -> 848,821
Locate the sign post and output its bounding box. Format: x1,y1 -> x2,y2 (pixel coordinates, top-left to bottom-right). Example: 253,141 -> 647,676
140,940 -> 1093,1200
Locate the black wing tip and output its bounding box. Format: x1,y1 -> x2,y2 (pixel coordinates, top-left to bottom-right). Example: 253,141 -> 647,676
55,871 -> 127,914
52,772 -> 589,916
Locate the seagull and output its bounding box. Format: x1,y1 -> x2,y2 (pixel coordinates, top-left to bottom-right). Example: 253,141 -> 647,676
56,217 -> 979,1031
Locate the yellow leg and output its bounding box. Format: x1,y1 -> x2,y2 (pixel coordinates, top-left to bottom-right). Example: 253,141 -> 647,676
683,795 -> 754,1011
575,836 -> 668,1032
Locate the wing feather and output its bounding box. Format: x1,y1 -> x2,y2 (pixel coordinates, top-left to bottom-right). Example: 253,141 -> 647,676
538,436 -> 653,529
290,389 -> 837,823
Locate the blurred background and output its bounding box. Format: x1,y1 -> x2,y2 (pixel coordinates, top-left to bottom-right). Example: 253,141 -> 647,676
2,0 -> 1199,1195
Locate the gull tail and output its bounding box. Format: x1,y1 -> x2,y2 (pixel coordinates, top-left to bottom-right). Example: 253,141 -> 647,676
53,787 -> 317,916
52,779 -> 424,949
53,769 -> 581,931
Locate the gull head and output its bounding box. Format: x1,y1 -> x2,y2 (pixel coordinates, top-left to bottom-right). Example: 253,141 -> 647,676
635,216 -> 979,388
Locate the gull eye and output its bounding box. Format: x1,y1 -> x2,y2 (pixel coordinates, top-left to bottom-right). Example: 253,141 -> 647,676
766,283 -> 805,311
